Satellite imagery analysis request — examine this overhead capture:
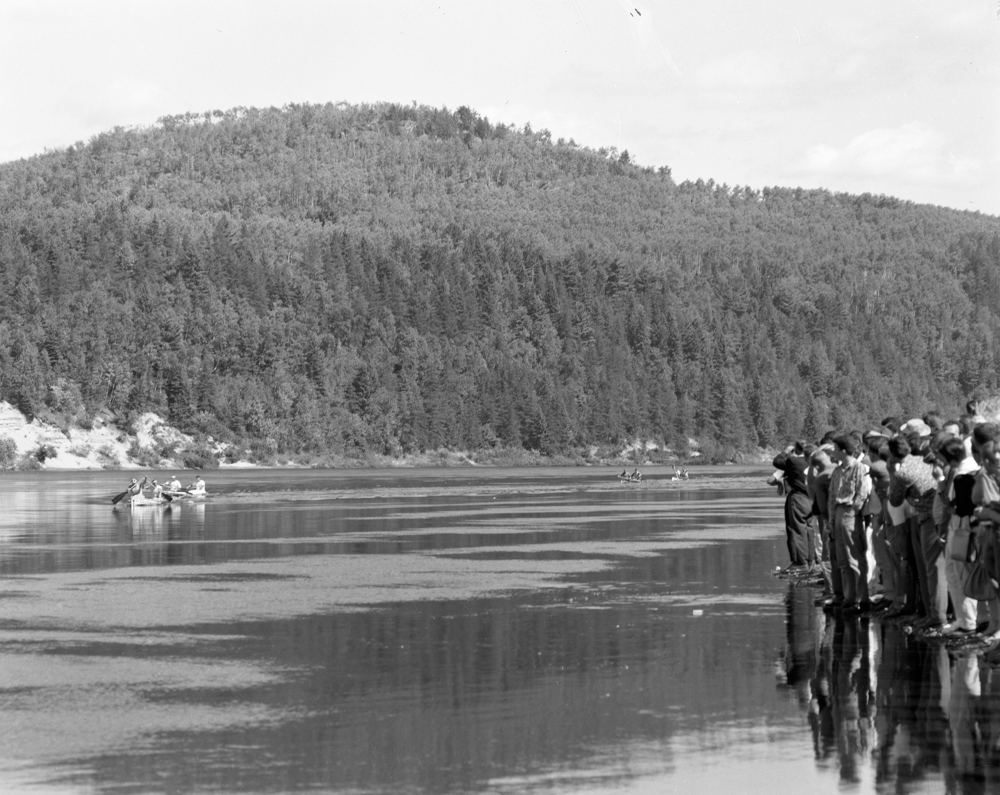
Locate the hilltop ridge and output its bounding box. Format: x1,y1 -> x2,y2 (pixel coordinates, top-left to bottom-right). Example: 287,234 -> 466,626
0,101 -> 997,463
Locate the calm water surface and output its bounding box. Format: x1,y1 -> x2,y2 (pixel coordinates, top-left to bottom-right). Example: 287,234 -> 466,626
0,467 -> 996,793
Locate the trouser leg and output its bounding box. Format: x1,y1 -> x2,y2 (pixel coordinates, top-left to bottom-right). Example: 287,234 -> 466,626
919,515 -> 948,624
871,510 -> 894,602
909,516 -> 929,617
945,519 -> 977,630
818,515 -> 834,595
855,513 -> 871,603
889,522 -> 914,610
810,517 -> 823,567
827,518 -> 844,599
835,505 -> 860,604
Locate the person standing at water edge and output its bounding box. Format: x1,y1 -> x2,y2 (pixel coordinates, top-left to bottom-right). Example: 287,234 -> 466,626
773,441 -> 815,569
889,421 -> 945,628
864,434 -> 893,608
810,446 -> 841,603
827,435 -> 871,612
939,436 -> 979,635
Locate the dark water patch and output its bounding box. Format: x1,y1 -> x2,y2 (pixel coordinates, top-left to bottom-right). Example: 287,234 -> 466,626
119,572 -> 306,584
441,550 -> 627,562
40,588 -> 792,794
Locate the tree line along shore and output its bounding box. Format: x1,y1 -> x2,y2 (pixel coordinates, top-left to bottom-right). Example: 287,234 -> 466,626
0,101 -> 997,466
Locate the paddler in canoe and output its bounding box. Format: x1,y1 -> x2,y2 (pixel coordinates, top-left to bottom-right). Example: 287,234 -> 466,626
111,476 -> 147,505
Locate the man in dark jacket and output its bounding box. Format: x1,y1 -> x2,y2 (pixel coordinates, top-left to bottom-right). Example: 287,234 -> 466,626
774,441 -> 815,568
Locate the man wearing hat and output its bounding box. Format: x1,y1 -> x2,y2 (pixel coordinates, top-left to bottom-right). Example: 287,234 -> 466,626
900,418 -> 933,438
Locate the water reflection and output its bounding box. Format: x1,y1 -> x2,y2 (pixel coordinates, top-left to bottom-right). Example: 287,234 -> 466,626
2,469 -> 806,794
10,469 -> 1000,794
781,584 -> 1000,792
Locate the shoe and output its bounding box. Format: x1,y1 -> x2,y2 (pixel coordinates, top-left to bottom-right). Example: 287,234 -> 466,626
940,624 -> 973,636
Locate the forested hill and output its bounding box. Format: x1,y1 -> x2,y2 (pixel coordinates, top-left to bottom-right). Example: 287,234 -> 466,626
1,101 -> 998,464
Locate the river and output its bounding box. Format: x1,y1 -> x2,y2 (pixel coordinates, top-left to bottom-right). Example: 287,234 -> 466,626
0,466 -> 994,793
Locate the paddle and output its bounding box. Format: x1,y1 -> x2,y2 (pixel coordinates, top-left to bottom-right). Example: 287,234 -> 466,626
112,476 -> 148,505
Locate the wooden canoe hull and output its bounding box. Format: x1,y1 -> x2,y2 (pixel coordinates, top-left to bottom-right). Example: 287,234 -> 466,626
129,496 -> 167,507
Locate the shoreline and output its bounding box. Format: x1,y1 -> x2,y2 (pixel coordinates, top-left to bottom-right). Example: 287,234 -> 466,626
0,400 -> 776,472
0,401 -> 775,472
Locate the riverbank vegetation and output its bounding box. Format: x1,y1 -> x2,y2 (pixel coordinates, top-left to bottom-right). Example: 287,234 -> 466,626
0,102 -> 997,465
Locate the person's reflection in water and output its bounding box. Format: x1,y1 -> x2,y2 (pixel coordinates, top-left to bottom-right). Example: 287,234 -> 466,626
789,590 -> 1000,792
781,585 -> 820,707
777,584 -> 840,761
979,662 -> 1000,791
948,653 -> 983,790
912,644 -> 951,787
874,629 -> 952,791
830,615 -> 875,783
808,615 -> 836,762
873,621 -> 909,790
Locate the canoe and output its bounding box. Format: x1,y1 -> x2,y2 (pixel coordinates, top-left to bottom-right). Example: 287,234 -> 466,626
130,495 -> 168,507
164,488 -> 207,499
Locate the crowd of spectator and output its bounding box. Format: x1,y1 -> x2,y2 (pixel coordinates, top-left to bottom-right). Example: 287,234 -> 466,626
772,401 -> 1000,639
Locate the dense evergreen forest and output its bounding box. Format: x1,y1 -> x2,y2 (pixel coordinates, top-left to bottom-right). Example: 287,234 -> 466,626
0,101 -> 998,464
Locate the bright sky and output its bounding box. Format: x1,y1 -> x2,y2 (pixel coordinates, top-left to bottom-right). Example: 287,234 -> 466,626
2,0 -> 998,215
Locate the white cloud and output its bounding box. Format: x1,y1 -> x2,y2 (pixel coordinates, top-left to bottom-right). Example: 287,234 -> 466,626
802,122 -> 979,186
